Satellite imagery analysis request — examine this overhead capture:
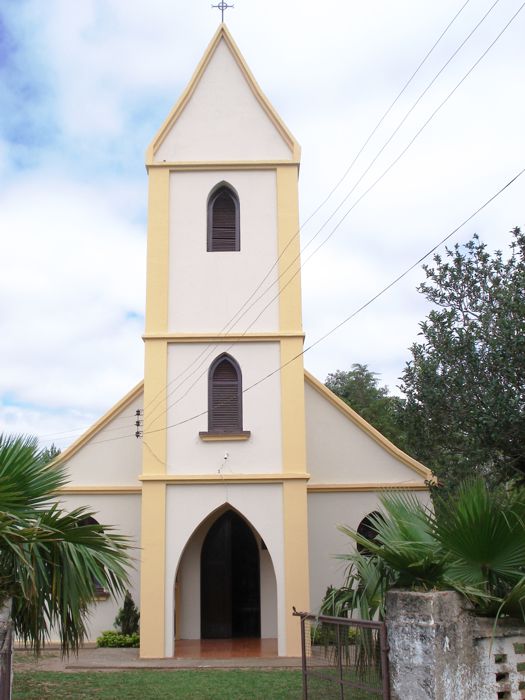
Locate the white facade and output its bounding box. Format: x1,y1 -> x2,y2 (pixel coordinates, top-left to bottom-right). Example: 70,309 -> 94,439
55,25 -> 431,656
168,169 -> 279,333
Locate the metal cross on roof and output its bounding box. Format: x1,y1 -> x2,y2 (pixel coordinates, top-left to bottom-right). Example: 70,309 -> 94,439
212,1 -> 234,22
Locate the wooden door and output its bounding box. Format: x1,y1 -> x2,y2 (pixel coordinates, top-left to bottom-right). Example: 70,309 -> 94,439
201,511 -> 260,638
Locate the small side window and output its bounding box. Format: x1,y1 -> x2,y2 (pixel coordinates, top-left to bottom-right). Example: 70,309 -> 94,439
356,511 -> 384,555
208,353 -> 242,432
207,183 -> 240,252
79,516 -> 110,599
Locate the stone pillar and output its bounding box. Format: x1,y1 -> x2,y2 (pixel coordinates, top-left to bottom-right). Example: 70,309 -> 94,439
385,590 -> 476,700
0,599 -> 13,700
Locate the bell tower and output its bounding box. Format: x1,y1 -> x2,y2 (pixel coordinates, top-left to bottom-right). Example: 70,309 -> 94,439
139,24 -> 309,658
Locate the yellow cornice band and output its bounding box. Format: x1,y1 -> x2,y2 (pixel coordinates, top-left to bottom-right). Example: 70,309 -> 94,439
142,331 -> 305,342
56,480 -> 427,494
308,482 -> 430,493
146,160 -> 300,171
140,473 -> 310,484
57,486 -> 142,495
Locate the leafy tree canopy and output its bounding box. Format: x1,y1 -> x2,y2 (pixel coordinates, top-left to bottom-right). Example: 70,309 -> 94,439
401,227 -> 525,490
41,443 -> 61,465
325,363 -> 406,448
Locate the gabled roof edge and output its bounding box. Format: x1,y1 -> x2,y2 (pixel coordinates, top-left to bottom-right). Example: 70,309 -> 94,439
304,370 -> 434,482
146,23 -> 301,164
53,380 -> 144,465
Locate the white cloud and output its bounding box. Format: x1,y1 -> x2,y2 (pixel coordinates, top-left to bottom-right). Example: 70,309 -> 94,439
1,0 -> 524,446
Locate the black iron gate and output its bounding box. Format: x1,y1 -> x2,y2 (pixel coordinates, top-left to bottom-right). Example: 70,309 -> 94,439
293,610 -> 390,700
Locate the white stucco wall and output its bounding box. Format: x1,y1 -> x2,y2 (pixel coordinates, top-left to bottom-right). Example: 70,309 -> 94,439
61,393 -> 143,486
53,493 -> 141,642
168,169 -> 279,333
307,491 -> 431,612
155,38 -> 292,163
165,483 -> 284,656
304,380 -> 424,485
165,342 -> 283,474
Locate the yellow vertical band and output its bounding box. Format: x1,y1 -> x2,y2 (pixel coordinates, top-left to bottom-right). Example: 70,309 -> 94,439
283,480 -> 310,656
142,339 -> 167,475
145,167 -> 170,334
280,336 -> 307,474
276,166 -> 302,332
139,481 -> 166,658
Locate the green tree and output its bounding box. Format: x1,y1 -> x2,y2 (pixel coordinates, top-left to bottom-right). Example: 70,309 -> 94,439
401,227 -> 525,491
41,443 -> 61,465
0,434 -> 131,699
114,591 -> 140,636
326,363 -> 406,448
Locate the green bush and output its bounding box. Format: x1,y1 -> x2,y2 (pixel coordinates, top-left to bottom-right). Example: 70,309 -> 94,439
96,630 -> 140,648
114,591 -> 140,635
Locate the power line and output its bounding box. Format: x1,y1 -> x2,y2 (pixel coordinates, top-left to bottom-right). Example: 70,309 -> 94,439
147,1 -> 523,428
32,412 -> 138,442
142,0 -> 475,421
141,167 -> 524,437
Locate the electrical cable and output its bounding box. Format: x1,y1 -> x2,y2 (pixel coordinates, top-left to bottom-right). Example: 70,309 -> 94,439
147,1 -> 523,428
141,0 -> 475,420
140,166 -> 524,437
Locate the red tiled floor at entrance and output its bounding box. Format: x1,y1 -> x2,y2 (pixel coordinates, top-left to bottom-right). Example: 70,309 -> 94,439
174,638 -> 278,659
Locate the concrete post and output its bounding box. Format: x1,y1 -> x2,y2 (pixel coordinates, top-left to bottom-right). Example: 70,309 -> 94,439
385,590 -> 476,700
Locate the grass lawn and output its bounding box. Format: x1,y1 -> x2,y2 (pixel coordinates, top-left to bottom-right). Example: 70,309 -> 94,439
13,669 -> 303,700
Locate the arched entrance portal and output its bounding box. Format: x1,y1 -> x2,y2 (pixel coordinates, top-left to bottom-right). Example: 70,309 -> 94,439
201,510 -> 261,639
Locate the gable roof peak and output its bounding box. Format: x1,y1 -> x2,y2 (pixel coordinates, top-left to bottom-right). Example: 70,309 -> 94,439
146,24 -> 300,164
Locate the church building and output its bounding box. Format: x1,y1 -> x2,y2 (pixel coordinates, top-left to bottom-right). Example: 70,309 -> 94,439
54,24 -> 431,659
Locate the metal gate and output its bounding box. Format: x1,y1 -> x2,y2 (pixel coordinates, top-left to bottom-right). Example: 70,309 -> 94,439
293,610 -> 390,699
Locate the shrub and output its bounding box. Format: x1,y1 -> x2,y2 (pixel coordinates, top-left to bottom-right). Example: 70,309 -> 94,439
96,630 -> 140,648
114,591 -> 140,635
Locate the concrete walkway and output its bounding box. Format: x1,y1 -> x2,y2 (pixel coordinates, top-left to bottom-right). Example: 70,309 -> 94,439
14,647 -> 303,672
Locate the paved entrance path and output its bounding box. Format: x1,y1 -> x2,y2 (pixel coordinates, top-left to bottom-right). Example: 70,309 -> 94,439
14,647 -> 302,672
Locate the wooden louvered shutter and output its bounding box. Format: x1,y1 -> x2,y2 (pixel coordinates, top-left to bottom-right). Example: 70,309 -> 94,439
208,186 -> 239,252
210,358 -> 241,432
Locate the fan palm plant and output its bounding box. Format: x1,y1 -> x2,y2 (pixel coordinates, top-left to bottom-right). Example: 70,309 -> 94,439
0,434 -> 131,699
325,479 -> 525,623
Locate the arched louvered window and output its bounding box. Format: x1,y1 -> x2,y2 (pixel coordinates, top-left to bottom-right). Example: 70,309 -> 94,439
207,183 -> 240,252
78,517 -> 110,598
208,354 -> 243,433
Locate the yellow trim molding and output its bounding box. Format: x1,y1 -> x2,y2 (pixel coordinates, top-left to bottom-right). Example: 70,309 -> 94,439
142,331 -> 305,342
280,337 -> 307,474
146,24 -> 300,164
142,341 -> 168,475
304,370 -> 434,482
283,480 -> 310,656
199,431 -> 251,441
308,482 -> 431,493
140,481 -> 166,658
53,381 -> 144,465
144,168 -> 170,334
140,472 -> 310,484
147,160 -> 301,171
276,166 -> 302,332
58,486 -> 141,495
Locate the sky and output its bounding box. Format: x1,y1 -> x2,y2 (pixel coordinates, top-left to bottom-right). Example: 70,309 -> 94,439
1,0 -> 524,450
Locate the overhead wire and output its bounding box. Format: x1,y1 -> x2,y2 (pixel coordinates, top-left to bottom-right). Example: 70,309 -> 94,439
141,0 -> 475,421
147,0 -> 523,428
42,2 -> 524,449
60,165 -> 525,450
33,411 -> 139,443
140,166 -> 524,438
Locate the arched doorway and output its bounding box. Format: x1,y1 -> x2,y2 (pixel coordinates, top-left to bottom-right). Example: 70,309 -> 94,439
200,510 -> 261,639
